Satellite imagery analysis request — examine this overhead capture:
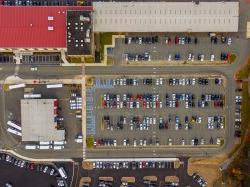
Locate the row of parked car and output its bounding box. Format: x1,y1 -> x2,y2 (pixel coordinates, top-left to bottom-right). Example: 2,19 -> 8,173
125,36 -> 159,44
207,116 -> 225,130
102,93 -> 163,109
94,161 -> 174,170
235,94 -> 242,137
210,35 -> 232,45
124,53 -> 151,62
111,77 -> 222,87
165,52 -> 230,62
167,137 -> 222,146
192,172 -> 207,187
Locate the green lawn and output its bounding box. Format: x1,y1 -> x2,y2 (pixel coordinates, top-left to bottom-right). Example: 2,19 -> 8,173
235,57 -> 250,80
86,136 -> 94,149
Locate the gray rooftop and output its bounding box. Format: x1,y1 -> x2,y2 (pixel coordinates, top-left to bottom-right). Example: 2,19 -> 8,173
93,1 -> 239,32
21,99 -> 65,142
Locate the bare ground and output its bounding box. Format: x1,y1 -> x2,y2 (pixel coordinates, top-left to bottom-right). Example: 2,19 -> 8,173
187,155 -> 227,187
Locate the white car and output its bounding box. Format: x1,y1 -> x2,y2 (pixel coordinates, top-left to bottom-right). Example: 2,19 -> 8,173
159,101 -> 163,108
50,168 -> 55,175
227,37 -> 232,45
168,54 -> 172,61
136,101 -> 140,108
30,67 -> 37,71
113,139 -> 117,146
57,180 -> 65,187
116,94 -> 120,102
159,78 -> 163,85
153,117 -> 156,125
200,54 -> 205,62
191,139 -> 195,146
200,138 -> 205,145
133,139 -> 137,147
216,138 -> 222,145
192,78 -> 196,85
156,79 -> 159,86
168,138 -> 173,146
210,54 -> 215,61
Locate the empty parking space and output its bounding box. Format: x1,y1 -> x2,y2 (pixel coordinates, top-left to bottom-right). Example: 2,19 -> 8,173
21,54 -> 61,65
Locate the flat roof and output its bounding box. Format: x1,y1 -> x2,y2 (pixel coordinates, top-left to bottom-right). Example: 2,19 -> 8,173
93,2 -> 239,32
21,99 -> 65,142
67,10 -> 92,55
247,22 -> 250,39
0,6 -> 93,48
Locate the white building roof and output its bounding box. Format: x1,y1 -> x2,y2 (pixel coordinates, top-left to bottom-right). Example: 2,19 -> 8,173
93,1 -> 239,32
21,99 -> 65,142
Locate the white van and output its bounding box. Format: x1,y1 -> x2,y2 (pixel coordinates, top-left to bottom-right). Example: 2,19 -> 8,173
53,141 -> 67,145
39,145 -> 53,150
25,145 -> 38,150
39,141 -> 52,145
58,167 -> 67,179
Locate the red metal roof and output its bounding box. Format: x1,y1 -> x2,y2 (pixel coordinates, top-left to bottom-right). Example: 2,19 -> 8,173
0,6 -> 93,48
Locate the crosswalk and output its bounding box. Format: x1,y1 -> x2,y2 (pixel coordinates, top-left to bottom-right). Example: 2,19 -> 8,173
86,88 -> 96,135
94,79 -> 113,89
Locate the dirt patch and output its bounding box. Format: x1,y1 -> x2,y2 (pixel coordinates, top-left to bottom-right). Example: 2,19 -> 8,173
165,176 -> 179,183
187,155 -> 227,187
82,161 -> 93,170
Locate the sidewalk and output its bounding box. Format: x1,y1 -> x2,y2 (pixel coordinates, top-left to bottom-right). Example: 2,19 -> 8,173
1,77 -> 83,85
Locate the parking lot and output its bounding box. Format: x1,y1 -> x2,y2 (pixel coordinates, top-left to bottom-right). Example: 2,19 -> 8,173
3,84 -> 83,158
87,74 -> 226,150
0,153 -> 59,187
111,33 -> 238,65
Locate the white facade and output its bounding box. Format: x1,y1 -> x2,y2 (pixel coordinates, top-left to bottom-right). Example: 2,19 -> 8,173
93,1 -> 239,32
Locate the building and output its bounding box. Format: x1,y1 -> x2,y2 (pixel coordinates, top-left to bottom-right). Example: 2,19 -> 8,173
21,99 -> 65,142
93,1 -> 239,32
67,10 -> 92,55
0,6 -> 93,51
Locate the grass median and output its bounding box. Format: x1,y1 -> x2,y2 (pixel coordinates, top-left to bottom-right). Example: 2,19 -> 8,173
100,33 -> 113,61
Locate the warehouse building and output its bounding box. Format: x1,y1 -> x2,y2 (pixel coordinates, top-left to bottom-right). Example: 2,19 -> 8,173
0,6 -> 93,52
21,99 -> 65,142
93,1 -> 239,32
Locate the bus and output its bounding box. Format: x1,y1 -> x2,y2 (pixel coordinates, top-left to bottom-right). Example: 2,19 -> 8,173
9,83 -> 26,90
25,145 -> 38,150
46,84 -> 63,89
7,121 -> 21,131
24,94 -> 42,99
38,145 -> 53,150
53,141 -> 67,145
7,128 -> 22,136
58,167 -> 67,179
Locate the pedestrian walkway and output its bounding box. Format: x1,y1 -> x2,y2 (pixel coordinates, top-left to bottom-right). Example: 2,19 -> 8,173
86,88 -> 96,135
94,79 -> 113,89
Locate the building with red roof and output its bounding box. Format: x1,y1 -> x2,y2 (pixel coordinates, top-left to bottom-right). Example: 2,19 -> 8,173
0,6 -> 93,50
